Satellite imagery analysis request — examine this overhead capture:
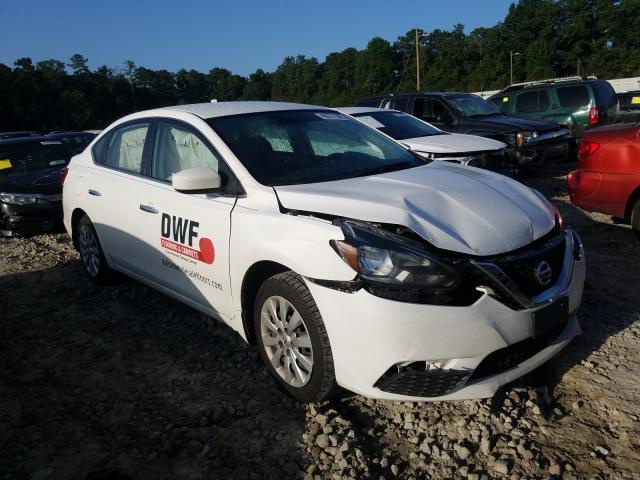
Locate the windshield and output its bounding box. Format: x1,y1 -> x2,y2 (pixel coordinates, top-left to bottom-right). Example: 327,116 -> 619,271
352,110 -> 442,140
446,94 -> 500,117
0,141 -> 72,175
208,110 -> 426,186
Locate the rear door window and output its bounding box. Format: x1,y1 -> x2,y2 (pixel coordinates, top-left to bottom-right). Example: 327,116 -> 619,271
104,123 -> 150,174
557,86 -> 590,108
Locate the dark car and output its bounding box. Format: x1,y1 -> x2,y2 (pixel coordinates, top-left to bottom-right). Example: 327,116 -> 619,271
0,131 -> 41,140
46,131 -> 97,155
356,91 -> 574,169
488,77 -> 619,139
0,137 -> 73,236
617,91 -> 640,123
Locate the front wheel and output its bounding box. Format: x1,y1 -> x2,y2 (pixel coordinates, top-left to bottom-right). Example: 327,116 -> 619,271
254,271 -> 336,402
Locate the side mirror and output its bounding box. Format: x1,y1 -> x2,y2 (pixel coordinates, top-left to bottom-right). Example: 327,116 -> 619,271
172,166 -> 222,193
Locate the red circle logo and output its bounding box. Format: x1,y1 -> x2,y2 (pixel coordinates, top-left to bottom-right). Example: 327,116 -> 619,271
198,238 -> 215,264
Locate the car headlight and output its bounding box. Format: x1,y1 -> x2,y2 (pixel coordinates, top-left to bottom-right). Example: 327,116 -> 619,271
0,192 -> 38,205
516,131 -> 539,146
330,221 -> 466,303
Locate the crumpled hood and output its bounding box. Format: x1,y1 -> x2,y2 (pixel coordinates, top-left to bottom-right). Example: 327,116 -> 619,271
403,133 -> 506,154
274,162 -> 556,256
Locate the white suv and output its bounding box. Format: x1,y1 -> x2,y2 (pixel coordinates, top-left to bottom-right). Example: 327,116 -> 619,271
62,102 -> 585,402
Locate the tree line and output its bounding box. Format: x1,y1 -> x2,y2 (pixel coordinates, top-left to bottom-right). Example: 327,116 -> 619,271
1,0 -> 638,132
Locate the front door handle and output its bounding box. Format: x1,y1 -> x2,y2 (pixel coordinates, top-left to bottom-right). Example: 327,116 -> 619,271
139,204 -> 159,214
88,189 -> 101,196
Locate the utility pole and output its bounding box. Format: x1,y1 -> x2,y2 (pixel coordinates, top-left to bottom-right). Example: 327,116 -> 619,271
510,50 -> 520,85
415,27 -> 421,91
577,58 -> 581,77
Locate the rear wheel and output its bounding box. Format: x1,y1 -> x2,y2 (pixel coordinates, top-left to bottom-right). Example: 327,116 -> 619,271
76,215 -> 113,284
631,200 -> 640,239
254,271 -> 336,402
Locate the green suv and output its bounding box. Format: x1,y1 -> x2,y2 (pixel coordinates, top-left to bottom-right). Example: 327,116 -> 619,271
488,77 -> 618,139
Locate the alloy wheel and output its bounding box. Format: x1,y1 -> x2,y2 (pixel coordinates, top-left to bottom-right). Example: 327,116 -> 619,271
78,225 -> 100,277
260,295 -> 313,387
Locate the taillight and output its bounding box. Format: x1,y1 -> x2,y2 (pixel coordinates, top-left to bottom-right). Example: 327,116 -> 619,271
588,106 -> 599,126
60,167 -> 69,186
577,140 -> 599,159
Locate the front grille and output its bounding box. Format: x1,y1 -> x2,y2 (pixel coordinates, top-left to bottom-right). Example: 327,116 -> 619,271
469,322 -> 567,381
480,150 -> 509,172
494,237 -> 566,298
432,149 -> 508,172
374,363 -> 470,398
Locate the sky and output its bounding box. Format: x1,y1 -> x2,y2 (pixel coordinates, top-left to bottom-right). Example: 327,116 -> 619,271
1,0 -> 514,76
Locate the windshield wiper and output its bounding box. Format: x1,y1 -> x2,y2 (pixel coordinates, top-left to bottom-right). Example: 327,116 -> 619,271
365,161 -> 417,176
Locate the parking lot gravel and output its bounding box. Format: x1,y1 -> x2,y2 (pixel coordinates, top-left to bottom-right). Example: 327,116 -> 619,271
1,163 -> 639,479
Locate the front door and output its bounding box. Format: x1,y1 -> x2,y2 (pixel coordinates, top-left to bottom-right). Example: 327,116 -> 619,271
135,119 -> 237,321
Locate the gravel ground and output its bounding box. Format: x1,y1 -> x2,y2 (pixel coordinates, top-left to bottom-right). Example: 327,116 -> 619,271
1,163 -> 639,480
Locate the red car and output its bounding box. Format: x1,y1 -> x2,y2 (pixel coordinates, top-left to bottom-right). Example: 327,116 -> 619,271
568,122 -> 640,236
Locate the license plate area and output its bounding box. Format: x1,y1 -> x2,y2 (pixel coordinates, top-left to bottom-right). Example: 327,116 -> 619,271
531,296 -> 569,338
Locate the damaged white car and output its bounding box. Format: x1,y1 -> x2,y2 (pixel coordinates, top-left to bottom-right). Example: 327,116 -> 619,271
62,102 -> 585,402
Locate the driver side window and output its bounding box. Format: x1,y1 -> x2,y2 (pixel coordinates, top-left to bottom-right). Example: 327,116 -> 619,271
151,121 -> 220,181
413,98 -> 448,123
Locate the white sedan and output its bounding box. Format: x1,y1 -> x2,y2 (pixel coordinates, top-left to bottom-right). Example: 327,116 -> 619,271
62,102 -> 585,402
337,107 -> 514,174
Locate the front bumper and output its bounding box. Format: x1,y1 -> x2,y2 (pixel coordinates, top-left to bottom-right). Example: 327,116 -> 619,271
509,132 -> 575,167
0,201 -> 62,236
307,229 -> 585,401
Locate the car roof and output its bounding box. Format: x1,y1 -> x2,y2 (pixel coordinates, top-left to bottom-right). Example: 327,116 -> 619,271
0,136 -> 66,146
371,91 -> 470,98
492,79 -> 607,97
150,101 -> 330,119
335,107 -> 395,115
47,131 -> 94,137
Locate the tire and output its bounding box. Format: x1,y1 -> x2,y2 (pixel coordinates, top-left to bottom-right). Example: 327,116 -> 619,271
76,215 -> 113,284
631,200 -> 640,240
254,271 -> 337,402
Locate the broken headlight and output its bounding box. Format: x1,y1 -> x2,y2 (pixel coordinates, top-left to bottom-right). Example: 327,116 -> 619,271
516,131 -> 539,146
330,221 -> 469,304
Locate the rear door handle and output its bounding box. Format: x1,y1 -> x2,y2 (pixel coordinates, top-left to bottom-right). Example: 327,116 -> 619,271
88,189 -> 101,196
139,204 -> 159,214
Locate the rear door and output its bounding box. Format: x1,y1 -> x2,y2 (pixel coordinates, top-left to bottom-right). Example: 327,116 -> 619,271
82,121 -> 152,273
134,118 -> 238,320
